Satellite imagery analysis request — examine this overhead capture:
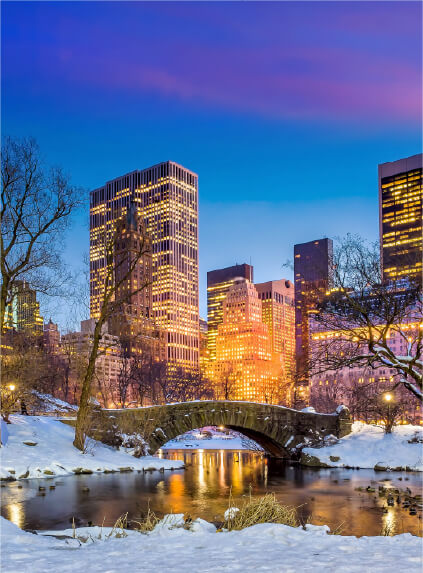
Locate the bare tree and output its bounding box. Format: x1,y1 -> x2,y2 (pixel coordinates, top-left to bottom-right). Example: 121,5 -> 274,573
1,136 -> 80,330
157,367 -> 214,404
73,207 -> 151,450
311,235 -> 422,401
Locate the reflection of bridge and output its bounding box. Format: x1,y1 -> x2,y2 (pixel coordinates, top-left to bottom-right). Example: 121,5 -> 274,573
91,401 -> 352,458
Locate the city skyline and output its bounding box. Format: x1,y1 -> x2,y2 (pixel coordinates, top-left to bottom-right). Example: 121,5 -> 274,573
2,1 -> 421,328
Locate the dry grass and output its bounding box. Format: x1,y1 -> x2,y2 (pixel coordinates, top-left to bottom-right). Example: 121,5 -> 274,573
131,506 -> 161,533
224,490 -> 300,531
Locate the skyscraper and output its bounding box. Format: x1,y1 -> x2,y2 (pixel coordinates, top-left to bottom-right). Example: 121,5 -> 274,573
5,280 -> 43,335
255,279 -> 295,391
379,154 -> 422,285
207,263 -> 253,361
90,161 -> 199,368
294,238 -> 333,397
213,278 -> 281,403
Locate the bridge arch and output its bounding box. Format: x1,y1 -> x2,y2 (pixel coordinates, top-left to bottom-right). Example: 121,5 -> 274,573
91,400 -> 352,458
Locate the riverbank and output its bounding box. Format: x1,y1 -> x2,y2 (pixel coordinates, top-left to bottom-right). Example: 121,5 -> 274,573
302,422 -> 423,471
0,415 -> 183,481
1,515 -> 421,572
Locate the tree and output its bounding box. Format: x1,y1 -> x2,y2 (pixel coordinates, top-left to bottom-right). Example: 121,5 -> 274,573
73,205 -> 151,450
157,367 -> 214,404
1,136 -> 80,331
311,235 -> 422,402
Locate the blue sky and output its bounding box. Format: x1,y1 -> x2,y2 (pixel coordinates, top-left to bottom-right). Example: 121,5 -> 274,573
2,1 -> 421,325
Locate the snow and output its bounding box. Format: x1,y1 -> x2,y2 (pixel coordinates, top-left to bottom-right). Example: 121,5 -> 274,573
32,392 -> 78,414
303,422 -> 423,471
1,515 -> 422,572
162,427 -> 263,451
0,415 -> 183,481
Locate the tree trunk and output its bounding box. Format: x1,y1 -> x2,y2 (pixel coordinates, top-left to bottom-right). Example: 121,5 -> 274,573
73,322 -> 102,451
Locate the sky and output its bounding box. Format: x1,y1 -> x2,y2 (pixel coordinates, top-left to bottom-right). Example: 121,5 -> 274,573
2,1 -> 422,327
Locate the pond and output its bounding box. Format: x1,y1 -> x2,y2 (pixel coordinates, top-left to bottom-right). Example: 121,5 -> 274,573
1,449 -> 422,537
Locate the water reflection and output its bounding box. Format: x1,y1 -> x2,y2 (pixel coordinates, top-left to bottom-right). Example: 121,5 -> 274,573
1,450 -> 422,537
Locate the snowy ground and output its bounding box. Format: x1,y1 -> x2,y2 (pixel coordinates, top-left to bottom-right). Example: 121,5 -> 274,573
162,427 -> 263,451
1,515 -> 422,573
0,415 -> 183,481
302,423 -> 423,471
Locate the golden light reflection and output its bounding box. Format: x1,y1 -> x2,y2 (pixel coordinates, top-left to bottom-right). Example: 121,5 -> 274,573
7,503 -> 24,529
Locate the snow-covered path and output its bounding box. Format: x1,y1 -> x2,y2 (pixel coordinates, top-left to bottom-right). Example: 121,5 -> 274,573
1,516 -> 422,573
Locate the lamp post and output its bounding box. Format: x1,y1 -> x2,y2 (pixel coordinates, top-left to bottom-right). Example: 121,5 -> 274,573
383,393 -> 393,433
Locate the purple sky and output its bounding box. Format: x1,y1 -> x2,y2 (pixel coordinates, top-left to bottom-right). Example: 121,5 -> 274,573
2,1 -> 422,326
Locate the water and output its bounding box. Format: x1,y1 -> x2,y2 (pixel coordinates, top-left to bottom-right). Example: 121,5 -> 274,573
1,449 -> 422,537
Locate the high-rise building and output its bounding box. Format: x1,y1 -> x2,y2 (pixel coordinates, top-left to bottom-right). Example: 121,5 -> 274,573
109,202 -> 165,360
255,279 -> 295,390
5,280 -> 43,335
212,278 -> 281,403
90,161 -> 199,368
199,317 -> 209,370
43,319 -> 61,353
379,154 -> 422,285
207,264 -> 254,361
294,238 -> 333,398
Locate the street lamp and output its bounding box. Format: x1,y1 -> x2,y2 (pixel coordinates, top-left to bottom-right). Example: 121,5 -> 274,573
384,393 -> 393,402
8,384 -> 15,392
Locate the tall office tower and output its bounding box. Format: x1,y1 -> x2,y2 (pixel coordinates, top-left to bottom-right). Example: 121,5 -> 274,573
109,202 -> 164,358
294,238 -> 333,399
255,279 -> 295,397
379,154 -> 422,285
213,278 -> 281,403
5,280 -> 43,335
90,161 -> 199,368
207,263 -> 254,361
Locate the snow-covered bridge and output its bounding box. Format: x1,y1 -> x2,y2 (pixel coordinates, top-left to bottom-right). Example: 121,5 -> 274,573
90,401 -> 352,458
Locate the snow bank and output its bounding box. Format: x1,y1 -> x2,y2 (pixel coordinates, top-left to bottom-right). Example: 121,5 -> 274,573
1,515 -> 422,572
162,428 -> 263,451
302,422 -> 423,471
0,415 -> 183,481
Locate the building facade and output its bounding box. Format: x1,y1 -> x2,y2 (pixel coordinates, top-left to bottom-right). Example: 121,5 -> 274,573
255,279 -> 295,391
90,161 -> 199,369
207,263 -> 254,362
294,238 -> 333,401
379,154 -> 422,285
5,280 -> 44,335
212,278 -> 282,403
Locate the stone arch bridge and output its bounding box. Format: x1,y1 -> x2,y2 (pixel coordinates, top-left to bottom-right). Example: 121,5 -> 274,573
90,401 -> 352,458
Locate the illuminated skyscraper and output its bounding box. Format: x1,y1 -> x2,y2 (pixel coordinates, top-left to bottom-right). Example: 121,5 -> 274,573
90,161 -> 199,368
255,279 -> 295,392
5,280 -> 43,335
294,238 -> 333,398
379,154 -> 422,285
213,278 -> 281,403
207,264 -> 253,361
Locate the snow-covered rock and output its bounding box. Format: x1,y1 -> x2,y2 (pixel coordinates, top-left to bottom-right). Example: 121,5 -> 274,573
302,422 -> 423,471
0,415 -> 183,481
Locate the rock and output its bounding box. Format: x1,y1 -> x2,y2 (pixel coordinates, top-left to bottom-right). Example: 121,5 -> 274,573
300,453 -> 331,468
17,485 -> 23,489
49,485 -> 56,490
82,487 -> 90,492
43,470 -> 55,475
22,441 -> 38,446
374,463 -> 389,471
73,468 -> 93,475
118,467 -> 133,473
329,456 -> 340,462
19,470 -> 29,479
103,469 -> 116,474
38,486 -> 46,491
